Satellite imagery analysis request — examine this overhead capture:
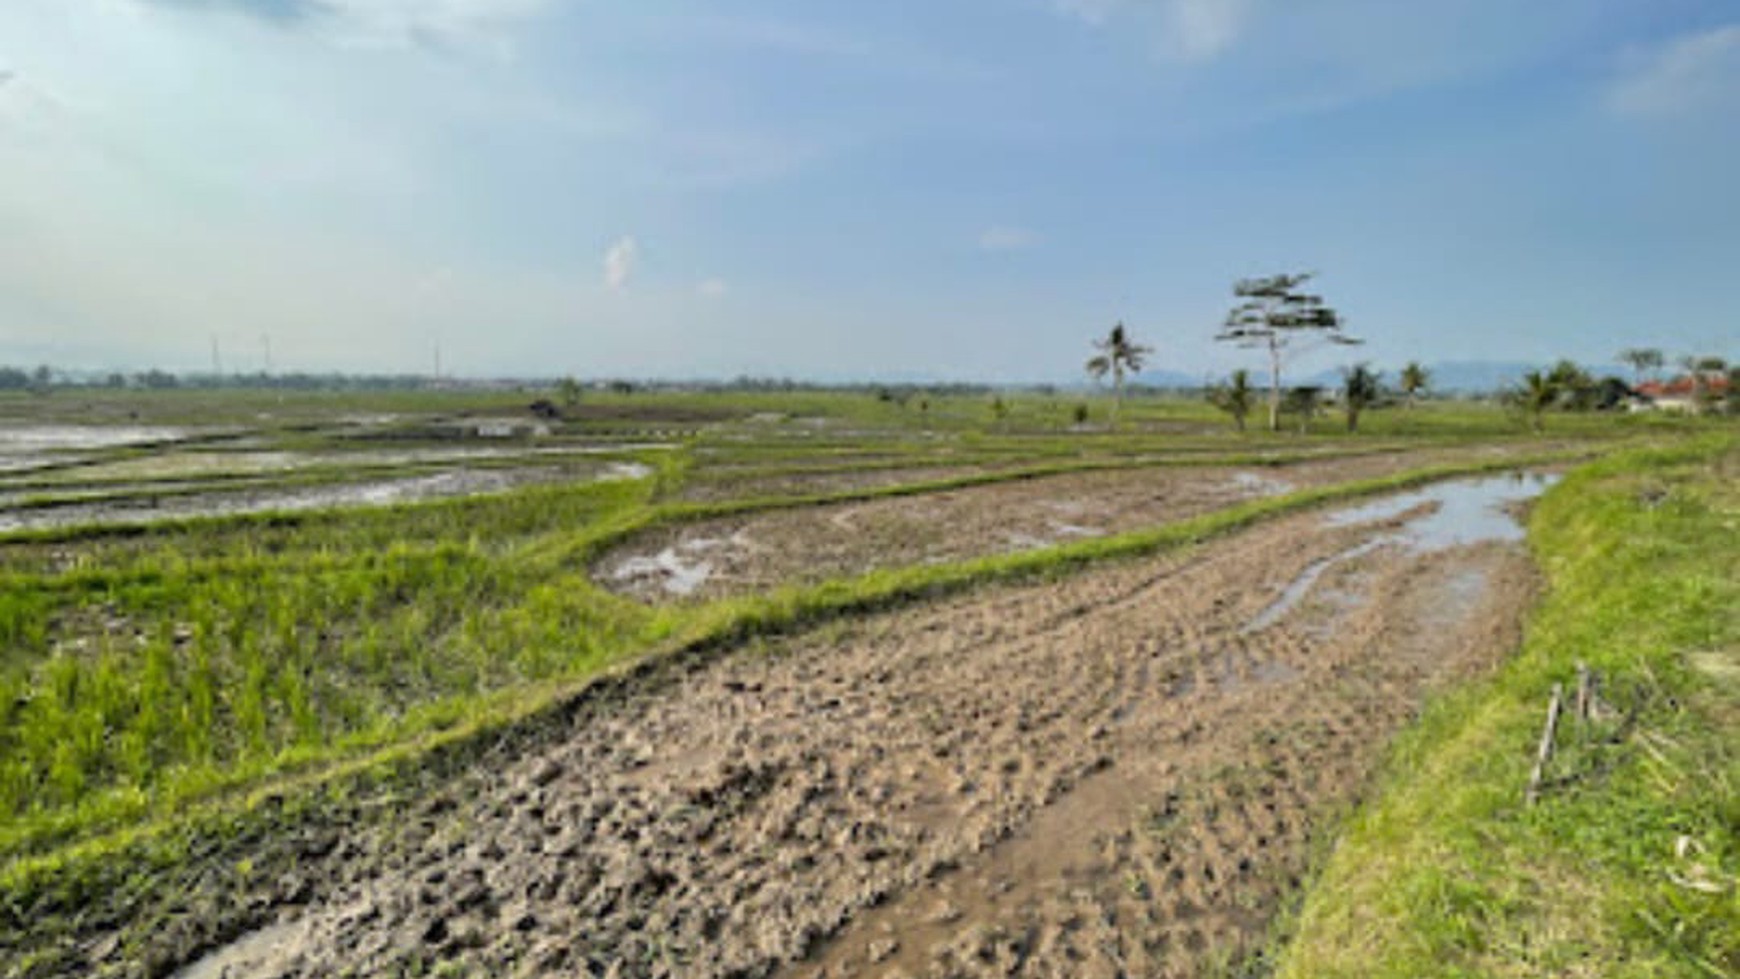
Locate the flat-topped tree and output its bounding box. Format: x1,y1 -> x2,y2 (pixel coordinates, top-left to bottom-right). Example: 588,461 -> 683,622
1216,272 -> 1361,431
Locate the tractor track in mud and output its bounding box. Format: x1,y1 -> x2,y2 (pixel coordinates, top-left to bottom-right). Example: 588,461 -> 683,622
18,471 -> 1552,979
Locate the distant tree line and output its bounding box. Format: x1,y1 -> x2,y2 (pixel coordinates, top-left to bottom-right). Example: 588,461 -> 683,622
1,367 -> 500,393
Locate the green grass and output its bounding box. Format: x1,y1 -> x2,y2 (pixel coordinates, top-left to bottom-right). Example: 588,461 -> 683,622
0,474 -> 665,857
1276,433 -> 1737,978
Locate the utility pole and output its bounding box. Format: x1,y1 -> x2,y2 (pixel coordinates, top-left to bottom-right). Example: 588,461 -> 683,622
262,334 -> 273,374
211,335 -> 223,377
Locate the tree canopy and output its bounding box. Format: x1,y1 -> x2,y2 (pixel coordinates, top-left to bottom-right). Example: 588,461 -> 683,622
1216,272 -> 1360,431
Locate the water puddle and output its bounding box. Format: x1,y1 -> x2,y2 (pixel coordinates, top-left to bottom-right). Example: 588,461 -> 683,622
1230,471 -> 1294,497
1244,539 -> 1388,633
611,542 -> 718,596
1246,472 -> 1558,633
0,425 -> 191,452
1325,472 -> 1558,549
0,462 -> 652,534
1048,520 -> 1103,538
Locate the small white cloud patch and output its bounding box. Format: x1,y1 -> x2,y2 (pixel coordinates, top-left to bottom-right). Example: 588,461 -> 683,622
1610,24 -> 1740,116
1050,0 -> 1122,27
697,277 -> 727,297
978,226 -> 1041,251
603,236 -> 638,290
1164,0 -> 1253,63
1049,0 -> 1254,63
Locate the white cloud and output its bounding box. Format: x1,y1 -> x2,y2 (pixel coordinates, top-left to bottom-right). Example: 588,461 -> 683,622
1050,0 -> 1123,28
1609,24 -> 1740,116
128,0 -> 555,52
652,14 -> 993,84
317,0 -> 553,51
1048,0 -> 1256,62
978,226 -> 1042,250
1164,0 -> 1253,62
603,236 -> 639,290
697,277 -> 728,298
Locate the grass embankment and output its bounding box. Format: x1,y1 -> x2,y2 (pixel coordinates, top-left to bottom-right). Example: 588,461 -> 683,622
1278,434 -> 1737,978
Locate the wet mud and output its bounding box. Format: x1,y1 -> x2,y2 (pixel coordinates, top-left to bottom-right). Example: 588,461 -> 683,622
58,474 -> 1556,979
599,446 -> 1555,602
0,462 -> 652,534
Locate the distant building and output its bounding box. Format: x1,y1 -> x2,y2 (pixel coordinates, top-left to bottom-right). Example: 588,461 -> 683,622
1632,375 -> 1730,413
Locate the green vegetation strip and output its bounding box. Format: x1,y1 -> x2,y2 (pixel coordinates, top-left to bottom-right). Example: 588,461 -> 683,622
1276,434 -> 1737,978
0,447 -> 1593,901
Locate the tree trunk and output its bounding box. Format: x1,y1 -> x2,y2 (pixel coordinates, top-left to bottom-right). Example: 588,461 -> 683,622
1112,366 -> 1123,428
1267,338 -> 1282,433
1347,407 -> 1359,432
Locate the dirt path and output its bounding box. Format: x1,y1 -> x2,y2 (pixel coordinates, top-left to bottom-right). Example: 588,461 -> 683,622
599,444 -> 1556,603
115,476 -> 1547,979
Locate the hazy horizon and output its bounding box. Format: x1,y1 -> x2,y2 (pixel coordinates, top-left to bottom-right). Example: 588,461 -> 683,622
3,2 -> 1737,380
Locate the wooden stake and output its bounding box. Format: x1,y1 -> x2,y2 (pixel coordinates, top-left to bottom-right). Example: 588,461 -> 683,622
1527,683 -> 1564,806
1575,662 -> 1591,722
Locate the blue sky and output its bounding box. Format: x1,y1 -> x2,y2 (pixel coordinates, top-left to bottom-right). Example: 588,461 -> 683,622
1,1 -> 1736,381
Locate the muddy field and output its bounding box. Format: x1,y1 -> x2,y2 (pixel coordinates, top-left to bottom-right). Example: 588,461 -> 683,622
29,473 -> 1554,979
0,461 -> 654,534
672,464 -> 994,503
599,444 -> 1555,602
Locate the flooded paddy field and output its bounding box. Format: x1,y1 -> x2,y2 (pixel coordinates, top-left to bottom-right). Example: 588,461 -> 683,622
0,417 -> 677,534
0,461 -> 655,534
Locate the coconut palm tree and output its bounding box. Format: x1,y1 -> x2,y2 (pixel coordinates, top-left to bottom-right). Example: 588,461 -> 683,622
1341,363 -> 1382,432
1283,385 -> 1325,435
1399,361 -> 1430,409
1512,370 -> 1558,433
1208,368 -> 1256,431
1085,322 -> 1152,425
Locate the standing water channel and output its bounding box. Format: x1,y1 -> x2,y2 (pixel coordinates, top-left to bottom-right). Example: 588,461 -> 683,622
1245,471 -> 1560,633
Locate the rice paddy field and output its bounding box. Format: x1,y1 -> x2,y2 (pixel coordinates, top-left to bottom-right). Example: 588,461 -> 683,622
0,387 -> 1730,978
